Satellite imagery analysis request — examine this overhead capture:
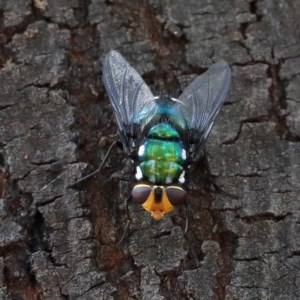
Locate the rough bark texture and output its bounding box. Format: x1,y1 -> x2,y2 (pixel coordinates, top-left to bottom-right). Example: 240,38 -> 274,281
0,0 -> 299,299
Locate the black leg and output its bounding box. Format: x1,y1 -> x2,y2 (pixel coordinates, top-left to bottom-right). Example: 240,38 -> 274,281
68,140 -> 118,188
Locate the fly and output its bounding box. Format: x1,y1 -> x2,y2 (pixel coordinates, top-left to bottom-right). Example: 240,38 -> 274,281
100,50 -> 231,219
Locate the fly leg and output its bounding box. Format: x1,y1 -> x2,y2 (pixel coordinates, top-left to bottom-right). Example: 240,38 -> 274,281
208,176 -> 239,199
68,140 -> 118,188
117,194 -> 132,246
201,151 -> 239,199
181,198 -> 201,268
184,200 -> 192,234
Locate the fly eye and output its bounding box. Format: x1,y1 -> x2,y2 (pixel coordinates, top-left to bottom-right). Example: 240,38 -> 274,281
132,184 -> 152,204
165,186 -> 187,206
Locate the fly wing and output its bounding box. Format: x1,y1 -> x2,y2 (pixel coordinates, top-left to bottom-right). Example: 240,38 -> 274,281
103,50 -> 155,154
178,60 -> 231,161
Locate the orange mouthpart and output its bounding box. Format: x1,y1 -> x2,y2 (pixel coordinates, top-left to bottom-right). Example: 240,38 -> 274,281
141,189 -> 174,220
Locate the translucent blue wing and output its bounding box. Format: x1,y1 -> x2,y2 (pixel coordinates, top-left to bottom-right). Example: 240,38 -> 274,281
178,60 -> 231,161
103,50 -> 155,154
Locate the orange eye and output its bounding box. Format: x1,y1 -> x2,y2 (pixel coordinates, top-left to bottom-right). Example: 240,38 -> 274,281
132,184 -> 152,204
165,186 -> 187,205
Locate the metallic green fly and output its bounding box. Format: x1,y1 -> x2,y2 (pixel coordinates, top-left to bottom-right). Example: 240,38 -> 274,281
102,50 -> 231,219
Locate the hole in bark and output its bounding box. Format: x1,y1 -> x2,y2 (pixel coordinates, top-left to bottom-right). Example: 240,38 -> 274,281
241,212 -> 290,223
152,230 -> 172,239
249,0 -> 263,21
267,63 -> 300,141
0,153 -> 4,167
239,22 -> 249,39
249,1 -> 257,14
28,210 -> 50,253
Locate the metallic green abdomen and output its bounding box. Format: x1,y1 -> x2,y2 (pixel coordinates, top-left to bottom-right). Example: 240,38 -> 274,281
139,139 -> 185,164
140,160 -> 183,184
148,123 -> 180,139
136,123 -> 186,184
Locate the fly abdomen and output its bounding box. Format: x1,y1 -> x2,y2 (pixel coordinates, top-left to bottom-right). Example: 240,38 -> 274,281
136,122 -> 186,184
139,160 -> 184,184
139,139 -> 185,164
147,123 -> 180,139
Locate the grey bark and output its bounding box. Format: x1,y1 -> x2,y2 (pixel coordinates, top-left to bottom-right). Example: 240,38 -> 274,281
0,0 -> 299,299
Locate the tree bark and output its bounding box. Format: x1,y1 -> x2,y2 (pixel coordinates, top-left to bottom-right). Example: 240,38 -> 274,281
0,0 -> 299,299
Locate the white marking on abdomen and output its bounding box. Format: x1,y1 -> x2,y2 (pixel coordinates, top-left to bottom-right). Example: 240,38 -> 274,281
149,160 -> 156,182
179,171 -> 185,184
138,144 -> 145,157
181,149 -> 186,160
165,162 -> 174,184
135,166 -> 143,180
